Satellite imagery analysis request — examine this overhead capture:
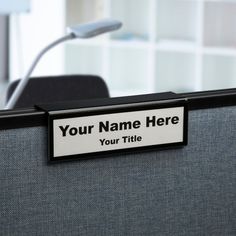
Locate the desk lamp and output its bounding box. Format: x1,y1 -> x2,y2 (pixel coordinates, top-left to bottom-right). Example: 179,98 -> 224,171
5,19 -> 122,109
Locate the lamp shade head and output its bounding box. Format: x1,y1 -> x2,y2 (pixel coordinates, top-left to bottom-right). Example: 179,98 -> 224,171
67,18 -> 122,39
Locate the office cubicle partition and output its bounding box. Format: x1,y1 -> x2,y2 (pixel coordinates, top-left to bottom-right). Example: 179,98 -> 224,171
0,90 -> 235,235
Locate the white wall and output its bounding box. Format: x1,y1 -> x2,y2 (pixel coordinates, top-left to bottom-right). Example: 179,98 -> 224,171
9,0 -> 65,80
0,16 -> 8,81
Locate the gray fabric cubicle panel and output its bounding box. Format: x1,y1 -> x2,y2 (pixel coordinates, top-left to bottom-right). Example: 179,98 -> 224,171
0,106 -> 236,235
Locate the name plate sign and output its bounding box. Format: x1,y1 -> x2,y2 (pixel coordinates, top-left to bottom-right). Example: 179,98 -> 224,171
44,95 -> 188,162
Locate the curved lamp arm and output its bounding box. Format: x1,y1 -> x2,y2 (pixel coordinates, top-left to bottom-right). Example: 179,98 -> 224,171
5,18 -> 122,110
5,34 -> 73,109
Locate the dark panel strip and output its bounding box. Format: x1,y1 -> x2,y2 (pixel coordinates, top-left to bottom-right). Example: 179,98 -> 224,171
1,89 -> 236,130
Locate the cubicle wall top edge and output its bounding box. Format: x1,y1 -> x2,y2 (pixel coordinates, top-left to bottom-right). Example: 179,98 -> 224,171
1,88 -> 236,130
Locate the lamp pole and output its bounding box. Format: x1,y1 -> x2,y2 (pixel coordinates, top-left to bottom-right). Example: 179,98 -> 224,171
5,19 -> 122,110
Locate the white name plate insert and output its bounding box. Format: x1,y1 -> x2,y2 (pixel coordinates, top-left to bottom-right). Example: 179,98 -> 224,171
43,94 -> 188,162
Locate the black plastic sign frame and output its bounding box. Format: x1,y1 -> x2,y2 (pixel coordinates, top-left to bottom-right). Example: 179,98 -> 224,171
39,94 -> 188,163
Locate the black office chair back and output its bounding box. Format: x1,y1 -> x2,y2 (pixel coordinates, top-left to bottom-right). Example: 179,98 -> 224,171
6,75 -> 109,108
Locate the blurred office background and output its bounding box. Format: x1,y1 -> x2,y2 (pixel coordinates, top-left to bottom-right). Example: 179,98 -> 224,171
1,0 -> 236,108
